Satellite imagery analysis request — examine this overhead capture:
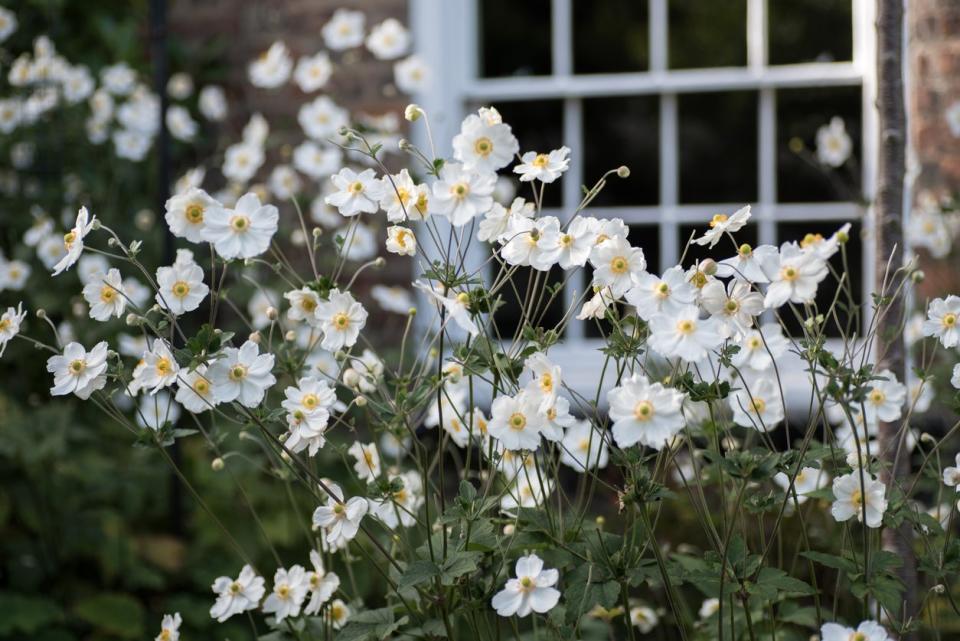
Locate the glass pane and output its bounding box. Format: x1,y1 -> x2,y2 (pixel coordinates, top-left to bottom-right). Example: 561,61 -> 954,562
776,86 -> 861,203
582,96 -> 659,206
491,264 -> 567,337
678,91 -> 757,204
669,0 -> 747,69
769,0 -> 853,65
775,220 -> 862,337
573,0 -> 649,73
490,100 -> 565,208
479,0 -> 552,77
678,222 -> 757,267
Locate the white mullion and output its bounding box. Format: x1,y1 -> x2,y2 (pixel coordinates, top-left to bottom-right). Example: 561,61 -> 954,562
552,0 -> 573,77
855,0 -> 878,330
747,0 -> 768,70
659,93 -> 679,270
758,88 -> 777,247
563,97 -> 585,341
649,0 -> 668,72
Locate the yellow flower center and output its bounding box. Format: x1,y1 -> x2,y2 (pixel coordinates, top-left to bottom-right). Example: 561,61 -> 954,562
159,630 -> 172,641
70,359 -> 86,374
546,407 -> 557,420
229,581 -> 243,594
676,319 -> 696,335
363,449 -> 375,466
229,364 -> 248,381
193,378 -> 210,394
801,233 -> 824,248
230,215 -> 250,232
395,487 -> 409,502
520,576 -> 534,589
738,243 -> 753,257
690,271 -> 707,288
185,203 -> 204,224
172,281 -> 190,298
456,292 -> 470,306
850,489 -> 863,507
349,180 -> 365,195
560,233 -> 573,247
331,604 -> 345,620
100,285 -> 117,302
449,418 -> 462,432
414,191 -> 429,215
473,137 -> 493,157
781,266 -> 798,281
0,319 -> 9,332
748,337 -> 762,349
532,154 -> 550,168
540,373 -> 553,392
709,213 -> 728,228
333,503 -> 345,515
633,400 -> 654,421
508,412 -> 527,431
452,182 -> 469,198
277,585 -> 291,598
610,256 -> 628,274
332,312 -> 350,330
943,312 -> 957,328
396,187 -> 410,204
63,230 -> 77,248
656,282 -> 670,297
725,299 -> 740,313
303,393 -> 319,409
301,297 -> 317,312
750,397 -> 767,414
578,438 -> 590,451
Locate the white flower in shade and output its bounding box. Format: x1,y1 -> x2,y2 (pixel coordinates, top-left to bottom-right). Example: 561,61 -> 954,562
325,168 -> 382,217
952,364 -> 960,390
693,205 -> 752,248
0,259 -> 30,290
524,352 -> 562,411
379,169 -> 428,222
248,288 -> 280,330
541,396 -> 575,441
175,365 -> 217,414
762,242 -> 828,308
371,285 -> 413,314
513,147 -> 571,183
136,391 -> 182,430
338,223 -> 378,261
437,398 -> 472,448
488,391 -> 548,451
578,286 -> 615,320
799,222 -> 851,261
243,113 -> 269,146
630,606 -> 659,633
608,373 -> 686,450
831,472 -> 887,528
554,216 -> 596,269
386,225 -> 417,256
154,612 -> 181,641
312,495 -> 368,544
299,96 -> 349,141
590,236 -> 646,298
140,340 -> 180,394
365,18 -> 410,60
700,279 -> 763,338
327,599 -> 351,629
908,377 -> 934,414
203,192 -> 278,260
648,305 -> 723,362
729,378 -> 784,431
165,187 -> 221,243
774,466 -> 828,504
294,52 -> 333,92
560,420 -> 609,471
156,261 -> 208,316
166,105 -> 197,141
63,67 -> 95,104
500,215 -> 562,271
282,377 -> 335,456
198,85 -> 227,121
263,565 -> 309,622
908,208 -> 954,258
0,303 -> 27,357
303,550 -> 340,615
371,470 -> 424,528
24,215 -> 53,247
210,565 -> 265,622
500,471 -> 553,513
315,289 -> 368,351
269,164 -> 302,201
167,72 -> 193,99
208,341 -> 276,407
77,255 -> 109,285
37,235 -> 67,270
731,324 -> 789,372
113,128 -> 152,161
394,54 -> 430,94
101,63 -> 136,95
699,598 -> 720,619
248,41 -> 292,88
432,162 -> 496,227
293,141 -> 341,180
863,369 -> 906,424
716,243 -> 778,283
53,206 -> 96,275
322,8 -> 365,50
943,454 -> 960,490
0,7 -> 16,43
413,281 -> 479,336
348,441 -> 381,481
491,554 -> 560,618
48,341 -> 109,399
82,268 -> 126,321
922,295 -> 960,348
284,287 -> 322,325
626,266 -> 697,321
222,142 -> 264,184
452,108 -> 519,173
815,117 -> 853,167
821,621 -> 890,641
0,98 -> 20,133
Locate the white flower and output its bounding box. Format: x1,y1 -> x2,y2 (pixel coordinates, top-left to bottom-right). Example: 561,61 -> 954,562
394,54 -> 430,94
608,373 -> 686,450
348,442 -> 381,481
513,147 -> 571,183
156,261 -> 208,316
154,612 -> 181,641
136,391 -> 182,430
298,95 -> 349,141
413,281 -> 479,336
365,18 -> 410,60
322,9 -> 365,50
101,63 -> 136,95
0,258 -> 30,290
0,303 -> 27,357
501,471 -> 553,513
325,168 -> 382,217
816,117 -> 853,167
303,550 -> 340,615
577,286 -> 615,320
210,565 -> 265,622
263,565 -> 310,622
952,363 -> 960,390
47,341 -> 109,399
386,225 -> 417,256
908,208 -> 954,258
282,377 -> 336,456
203,192 -> 278,260
700,279 -> 763,338
0,7 -> 16,43
328,599 -> 351,629
139,340 -> 180,394
198,85 -> 227,121
167,72 -> 193,99
630,605 -> 659,632
315,289 -> 368,351
371,285 -> 413,314
731,324 -> 789,372
716,243 -> 779,283
164,188 -> 221,243
694,205 -> 752,248
312,495 -> 368,544
491,554 -> 560,618
831,472 -> 887,528
863,369 -> 906,424
249,41 -> 292,88
77,254 -> 109,284
432,163 -> 496,227
249,289 -> 280,330
922,295 -> 960,348
452,108 -> 519,173
501,215 -> 562,271
338,223 -> 378,261
762,242 -> 828,308
625,266 -> 697,321
800,223 -> 851,261
590,236 -> 646,298
175,365 -> 217,414
166,105 -> 197,141
821,621 -> 890,641
730,378 -> 784,431
943,454 -> 960,490
524,352 -> 562,411
208,340 -> 276,407
52,206 -> 96,275
649,305 -> 723,362
269,165 -> 302,201
371,471 -> 423,528
62,66 -> 94,103
294,52 -> 333,92
82,268 -> 126,321
284,287 -> 322,325
37,235 -> 67,270
293,141 -> 341,180
699,598 -> 720,619
774,467 -> 828,504
560,420 -> 609,471
554,216 -> 597,269
222,143 -> 264,184
488,392 -> 548,451
379,169 -> 429,222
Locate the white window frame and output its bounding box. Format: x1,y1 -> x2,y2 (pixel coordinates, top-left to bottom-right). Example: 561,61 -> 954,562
410,0 -> 878,402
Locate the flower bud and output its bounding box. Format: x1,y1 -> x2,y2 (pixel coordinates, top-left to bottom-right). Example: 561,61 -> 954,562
108,237 -> 119,247
789,137 -> 804,153
837,229 -> 849,244
211,457 -> 225,471
290,229 -> 306,246
503,523 -> 516,536
342,368 -> 361,389
408,307 -> 417,316
595,516 -> 606,527
398,138 -> 413,151
920,432 -> 936,445
266,306 -> 279,321
248,331 -> 261,344
355,395 -> 368,407
284,330 -> 297,342
134,209 -> 153,230
335,350 -> 347,361
35,308 -> 47,319
125,313 -> 140,326
616,165 -> 630,179
912,270 -> 925,283
404,104 -> 423,121
91,218 -> 102,230
933,584 -> 946,594
312,227 -> 323,238
701,258 -> 718,276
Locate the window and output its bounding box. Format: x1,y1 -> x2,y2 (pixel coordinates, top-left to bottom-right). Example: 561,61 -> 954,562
411,0 -> 877,394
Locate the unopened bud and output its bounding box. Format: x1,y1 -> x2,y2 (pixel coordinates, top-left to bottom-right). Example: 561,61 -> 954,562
404,104 -> 423,121
125,313 -> 140,326
290,229 -> 306,246
91,218 -> 102,230
211,457 -> 225,471
398,138 -> 413,151
248,331 -> 261,344
408,307 -> 417,316
701,258 -> 717,276
789,137 -> 804,153
912,270 -> 925,283
284,330 -> 297,342
312,227 -> 323,238
335,350 -> 347,361
35,308 -> 46,319
503,523 -> 515,536
343,368 -> 361,389
266,306 -> 279,321
920,432 -> 936,445
374,257 -> 386,268
429,348 -> 438,359
836,230 -> 849,244
933,584 -> 946,594
108,237 -> 119,247
595,515 -> 606,527
616,165 -> 630,179
355,395 -> 368,407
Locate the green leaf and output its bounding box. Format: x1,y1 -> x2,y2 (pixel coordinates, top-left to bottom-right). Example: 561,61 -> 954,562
801,550 -> 858,574
753,567 -> 816,596
440,551 -> 482,585
564,563 -> 620,623
0,592 -> 63,635
398,560 -> 440,589
72,593 -> 144,639
337,607 -> 406,641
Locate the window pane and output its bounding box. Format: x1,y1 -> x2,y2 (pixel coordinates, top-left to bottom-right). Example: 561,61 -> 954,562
582,96 -> 659,206
776,86 -> 861,203
573,0 -> 649,73
480,0 -> 552,77
769,0 -> 853,65
669,0 -> 747,69
678,223 -> 757,267
491,100 -> 565,208
491,265 -> 567,337
775,220 -> 862,338
678,91 -> 757,204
